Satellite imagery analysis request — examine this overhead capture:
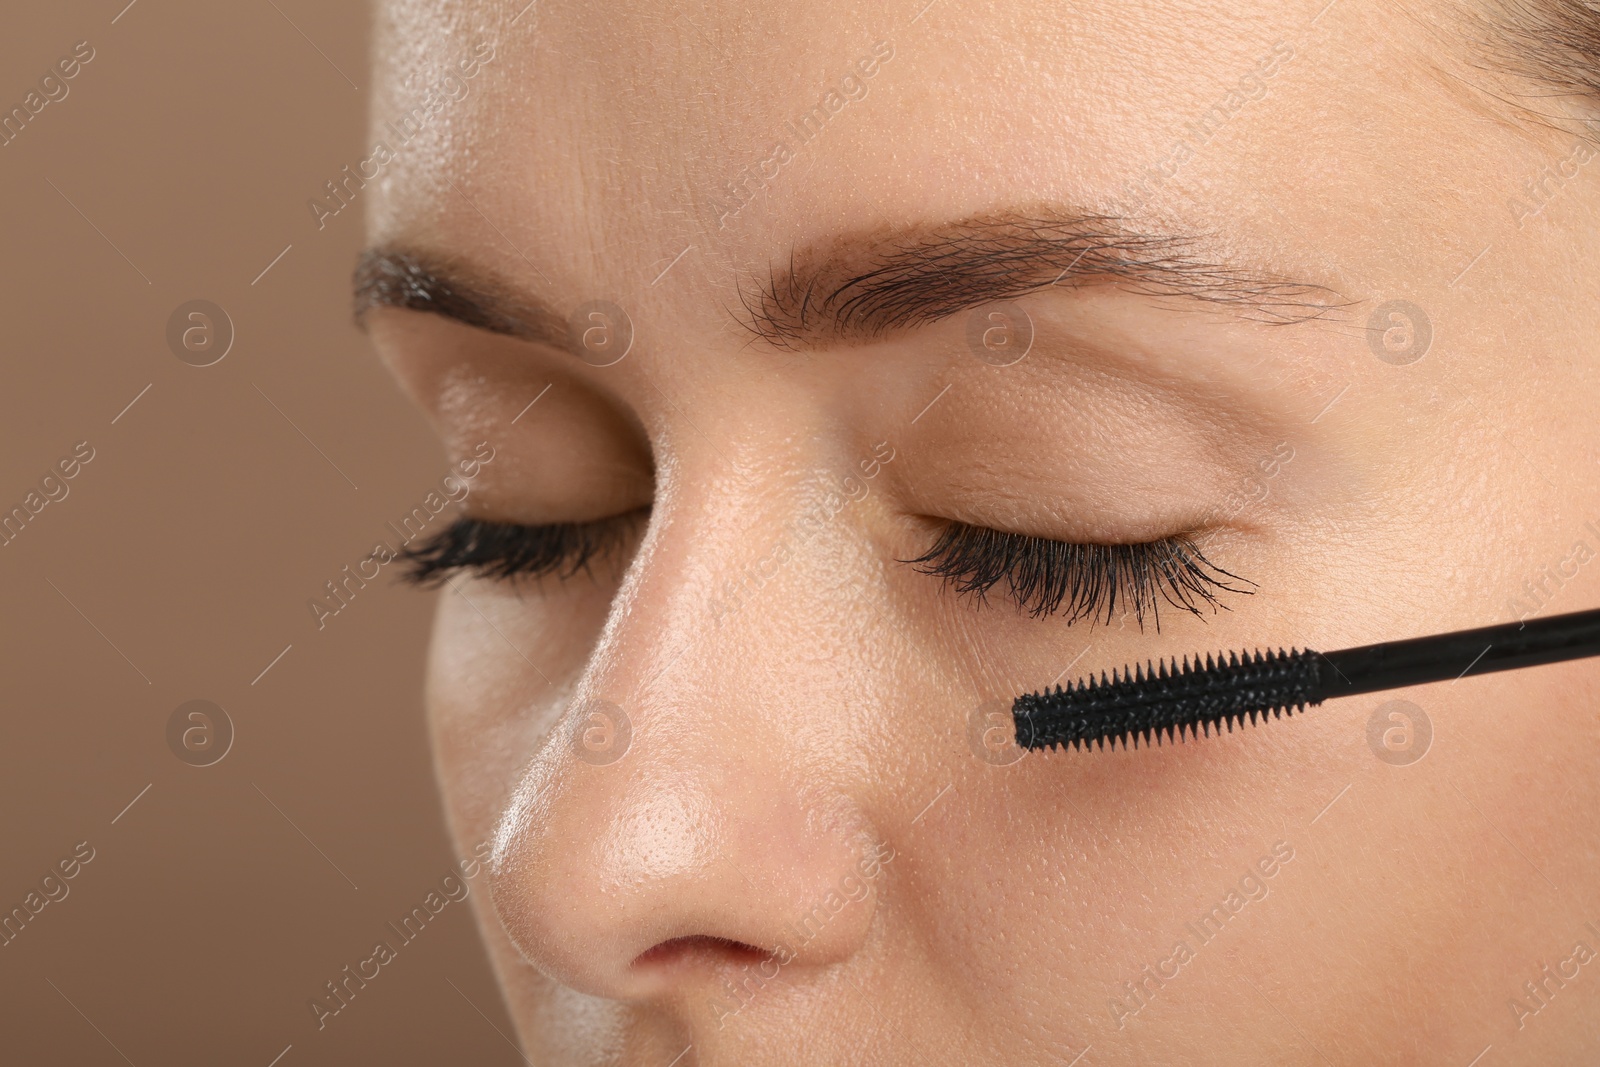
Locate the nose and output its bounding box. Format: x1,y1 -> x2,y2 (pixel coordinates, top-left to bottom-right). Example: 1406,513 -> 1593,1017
487,473 -> 888,1003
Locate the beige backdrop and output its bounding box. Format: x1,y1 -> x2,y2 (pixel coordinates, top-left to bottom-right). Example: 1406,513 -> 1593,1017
0,3 -> 522,1063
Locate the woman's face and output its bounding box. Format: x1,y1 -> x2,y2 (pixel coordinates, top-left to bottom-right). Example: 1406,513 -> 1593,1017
362,1 -> 1600,1062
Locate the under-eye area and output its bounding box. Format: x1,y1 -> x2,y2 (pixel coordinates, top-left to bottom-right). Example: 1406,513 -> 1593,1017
901,520 -> 1254,629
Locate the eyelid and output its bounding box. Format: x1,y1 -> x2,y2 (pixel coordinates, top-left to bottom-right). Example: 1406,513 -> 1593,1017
404,511 -> 1251,633
399,511 -> 648,586
902,521 -> 1253,630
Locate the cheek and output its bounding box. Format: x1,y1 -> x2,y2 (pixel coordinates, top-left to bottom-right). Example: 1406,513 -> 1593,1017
1201,664 -> 1600,1051
425,580 -> 603,847
1451,661 -> 1600,902
424,583 -> 607,1043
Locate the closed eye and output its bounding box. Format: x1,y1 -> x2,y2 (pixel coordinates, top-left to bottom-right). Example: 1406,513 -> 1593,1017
902,521 -> 1254,630
400,511 -> 1253,633
399,511 -> 648,586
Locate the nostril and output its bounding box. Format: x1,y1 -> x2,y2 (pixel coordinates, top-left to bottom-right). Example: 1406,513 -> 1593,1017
632,934 -> 770,972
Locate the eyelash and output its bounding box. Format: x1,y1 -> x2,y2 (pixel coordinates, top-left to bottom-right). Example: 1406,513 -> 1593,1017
902,521 -> 1253,630
401,514 -> 1253,629
400,513 -> 647,587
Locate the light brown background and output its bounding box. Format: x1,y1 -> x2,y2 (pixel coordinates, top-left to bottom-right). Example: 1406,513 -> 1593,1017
0,3 -> 523,1062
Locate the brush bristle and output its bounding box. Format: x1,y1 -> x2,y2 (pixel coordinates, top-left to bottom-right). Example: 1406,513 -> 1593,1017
1013,647 -> 1324,751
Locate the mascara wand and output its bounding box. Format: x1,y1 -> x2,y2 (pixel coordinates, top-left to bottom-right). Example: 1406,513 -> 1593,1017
1013,606 -> 1600,752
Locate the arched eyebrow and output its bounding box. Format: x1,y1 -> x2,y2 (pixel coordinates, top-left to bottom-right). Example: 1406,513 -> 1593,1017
354,208 -> 1346,351
741,210 -> 1347,350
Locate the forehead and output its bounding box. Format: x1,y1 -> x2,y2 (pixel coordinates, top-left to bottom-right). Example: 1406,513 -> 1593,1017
365,0 -> 1502,313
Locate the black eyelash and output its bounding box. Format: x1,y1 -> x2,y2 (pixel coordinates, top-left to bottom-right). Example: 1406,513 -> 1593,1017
903,522 -> 1253,630
399,514 -> 645,586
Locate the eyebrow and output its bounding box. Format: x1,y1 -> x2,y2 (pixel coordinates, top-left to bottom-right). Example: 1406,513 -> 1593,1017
354,208 -> 1346,352
353,248 -> 569,349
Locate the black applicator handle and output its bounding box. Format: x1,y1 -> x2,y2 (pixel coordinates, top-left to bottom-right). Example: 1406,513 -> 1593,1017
1315,606 -> 1600,699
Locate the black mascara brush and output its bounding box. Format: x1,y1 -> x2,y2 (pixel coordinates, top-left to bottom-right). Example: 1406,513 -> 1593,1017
1013,606 -> 1600,752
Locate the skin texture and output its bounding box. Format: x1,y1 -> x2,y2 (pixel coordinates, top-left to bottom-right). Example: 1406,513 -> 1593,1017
362,1 -> 1600,1063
